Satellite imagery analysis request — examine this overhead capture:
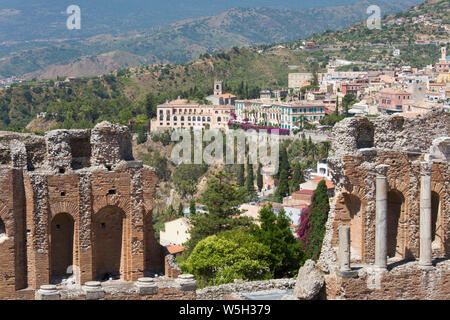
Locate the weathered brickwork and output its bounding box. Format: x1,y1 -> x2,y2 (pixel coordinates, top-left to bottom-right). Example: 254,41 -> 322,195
0,122 -> 177,300
319,109 -> 450,299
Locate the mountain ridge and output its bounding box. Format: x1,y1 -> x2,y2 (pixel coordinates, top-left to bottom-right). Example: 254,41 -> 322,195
0,0 -> 421,79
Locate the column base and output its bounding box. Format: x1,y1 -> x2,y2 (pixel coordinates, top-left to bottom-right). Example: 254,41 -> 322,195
336,270 -> 358,278
418,264 -> 434,271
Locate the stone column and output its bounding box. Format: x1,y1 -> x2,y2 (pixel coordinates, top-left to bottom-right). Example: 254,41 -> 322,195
375,164 -> 389,271
339,226 -> 351,272
337,226 -> 358,278
419,162 -> 433,268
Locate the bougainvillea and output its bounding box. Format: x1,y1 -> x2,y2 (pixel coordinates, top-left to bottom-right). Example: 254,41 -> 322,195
227,120 -> 290,135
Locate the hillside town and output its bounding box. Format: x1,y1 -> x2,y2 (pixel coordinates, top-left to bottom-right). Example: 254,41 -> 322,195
0,0 -> 448,305
153,45 -> 449,259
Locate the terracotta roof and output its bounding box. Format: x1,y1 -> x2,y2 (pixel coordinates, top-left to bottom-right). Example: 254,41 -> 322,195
293,190 -> 314,195
216,94 -> 237,98
165,245 -> 185,254
311,176 -> 335,189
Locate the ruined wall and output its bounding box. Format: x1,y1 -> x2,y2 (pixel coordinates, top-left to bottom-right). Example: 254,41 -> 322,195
319,109 -> 450,299
0,122 -> 176,300
324,260 -> 450,300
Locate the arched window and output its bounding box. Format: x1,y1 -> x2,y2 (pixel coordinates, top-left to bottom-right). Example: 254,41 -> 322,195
181,116 -> 185,121
217,117 -> 222,122
188,116 -> 191,121
207,117 -> 211,122
197,116 -> 201,121
202,117 -> 206,122
173,116 -> 177,121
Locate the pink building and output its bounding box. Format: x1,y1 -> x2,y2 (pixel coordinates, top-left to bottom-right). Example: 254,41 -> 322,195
377,88 -> 411,113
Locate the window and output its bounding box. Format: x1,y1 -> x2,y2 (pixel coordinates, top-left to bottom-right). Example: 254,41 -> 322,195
181,116 -> 185,121
173,116 -> 177,121
217,117 -> 221,122
188,116 -> 191,121
207,117 -> 211,122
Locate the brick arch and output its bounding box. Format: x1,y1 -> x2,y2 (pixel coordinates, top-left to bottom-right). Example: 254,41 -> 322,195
93,195 -> 130,217
50,201 -> 78,220
333,186 -> 367,262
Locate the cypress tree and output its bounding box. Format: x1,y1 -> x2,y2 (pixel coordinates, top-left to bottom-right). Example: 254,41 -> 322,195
237,163 -> 245,187
245,157 -> 255,194
274,169 -> 289,202
189,200 -> 196,216
334,97 -> 339,115
178,203 -> 184,217
256,165 -> 263,192
290,163 -> 305,193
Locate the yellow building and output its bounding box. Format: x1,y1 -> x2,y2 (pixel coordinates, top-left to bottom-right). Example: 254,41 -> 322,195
438,72 -> 450,83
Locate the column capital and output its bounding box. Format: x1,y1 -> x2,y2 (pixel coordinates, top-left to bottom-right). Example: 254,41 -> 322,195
375,164 -> 389,177
420,161 -> 432,177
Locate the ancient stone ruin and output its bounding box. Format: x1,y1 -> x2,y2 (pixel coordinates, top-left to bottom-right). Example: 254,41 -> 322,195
317,109 -> 450,299
0,121 -> 185,300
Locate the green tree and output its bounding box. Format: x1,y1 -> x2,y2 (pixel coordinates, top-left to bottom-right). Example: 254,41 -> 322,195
178,203 -> 184,217
245,157 -> 255,197
274,169 -> 289,202
180,230 -> 272,287
145,93 -> 158,119
251,205 -> 305,278
290,163 -> 305,193
185,172 -> 251,253
137,125 -> 147,144
256,165 -> 263,192
189,200 -> 196,216
298,180 -> 330,260
237,163 -> 245,187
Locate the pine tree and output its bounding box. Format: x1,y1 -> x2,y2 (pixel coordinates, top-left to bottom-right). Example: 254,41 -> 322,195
256,165 -> 263,192
185,172 -> 250,253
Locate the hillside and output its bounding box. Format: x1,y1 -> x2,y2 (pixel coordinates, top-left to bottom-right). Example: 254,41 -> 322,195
306,0 -> 449,45
0,0 -> 420,79
0,0 -> 446,133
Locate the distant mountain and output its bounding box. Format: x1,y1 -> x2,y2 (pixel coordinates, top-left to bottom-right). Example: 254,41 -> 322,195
0,0 -> 412,43
0,0 -> 421,79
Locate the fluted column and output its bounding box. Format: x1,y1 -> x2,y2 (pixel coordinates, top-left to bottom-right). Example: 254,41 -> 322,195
375,164 -> 389,270
419,161 -> 433,267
